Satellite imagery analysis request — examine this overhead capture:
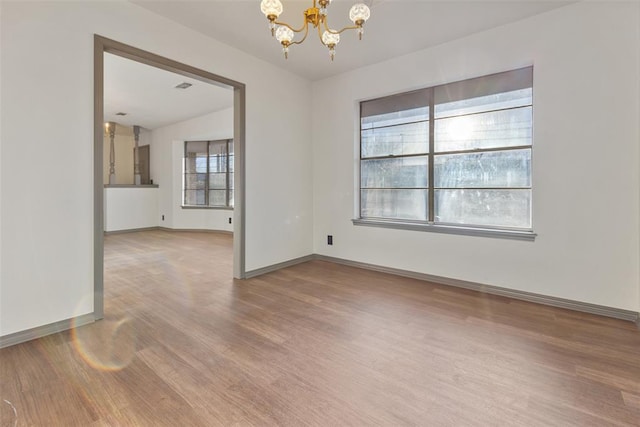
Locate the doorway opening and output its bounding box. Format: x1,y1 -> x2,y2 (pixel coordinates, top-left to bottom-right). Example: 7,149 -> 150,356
93,35 -> 246,320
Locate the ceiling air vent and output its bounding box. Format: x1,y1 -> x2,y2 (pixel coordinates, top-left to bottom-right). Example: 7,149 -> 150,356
175,82 -> 193,89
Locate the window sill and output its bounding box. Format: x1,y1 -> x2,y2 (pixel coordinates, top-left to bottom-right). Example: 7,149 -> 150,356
104,184 -> 159,188
352,218 -> 536,241
182,205 -> 234,211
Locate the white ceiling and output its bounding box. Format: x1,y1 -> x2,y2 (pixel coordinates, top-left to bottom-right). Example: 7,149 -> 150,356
104,52 -> 233,129
131,0 -> 572,82
107,0 -> 571,130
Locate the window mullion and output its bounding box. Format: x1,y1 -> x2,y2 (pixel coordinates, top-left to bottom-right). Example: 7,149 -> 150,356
361,152 -> 429,161
205,141 -> 210,206
428,88 -> 435,223
359,103 -> 364,219
184,142 -> 188,206
226,140 -> 230,207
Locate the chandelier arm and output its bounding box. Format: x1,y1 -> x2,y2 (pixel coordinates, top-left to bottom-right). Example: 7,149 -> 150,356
330,24 -> 361,35
317,21 -> 326,45
323,18 -> 360,35
322,18 -> 331,34
273,20 -> 307,34
289,21 -> 311,46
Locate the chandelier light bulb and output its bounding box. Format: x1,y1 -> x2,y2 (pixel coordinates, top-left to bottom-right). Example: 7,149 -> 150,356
260,0 -> 283,18
349,3 -> 371,25
321,31 -> 340,46
275,26 -> 294,44
322,31 -> 339,62
319,0 -> 332,15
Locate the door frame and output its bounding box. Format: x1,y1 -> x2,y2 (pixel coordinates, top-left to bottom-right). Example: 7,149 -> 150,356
93,35 -> 246,319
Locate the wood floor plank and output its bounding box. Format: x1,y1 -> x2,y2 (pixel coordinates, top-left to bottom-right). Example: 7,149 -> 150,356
623,391 -> 640,411
1,230 -> 639,425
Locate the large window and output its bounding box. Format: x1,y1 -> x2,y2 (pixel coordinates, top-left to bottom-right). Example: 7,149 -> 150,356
359,67 -> 533,236
183,139 -> 234,208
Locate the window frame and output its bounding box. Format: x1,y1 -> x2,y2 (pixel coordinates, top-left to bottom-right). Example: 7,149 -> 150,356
355,67 -> 536,241
182,139 -> 234,210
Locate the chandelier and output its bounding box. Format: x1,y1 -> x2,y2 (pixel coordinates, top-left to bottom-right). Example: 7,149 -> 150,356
260,0 -> 371,61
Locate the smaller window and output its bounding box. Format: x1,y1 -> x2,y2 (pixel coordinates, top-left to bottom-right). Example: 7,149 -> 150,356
183,140 -> 234,208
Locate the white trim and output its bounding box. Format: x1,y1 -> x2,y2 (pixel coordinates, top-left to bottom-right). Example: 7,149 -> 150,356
104,227 -> 233,235
104,226 -> 161,235
158,227 -> 232,235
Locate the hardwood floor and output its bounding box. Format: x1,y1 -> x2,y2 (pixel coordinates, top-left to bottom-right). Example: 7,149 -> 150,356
1,230 -> 640,426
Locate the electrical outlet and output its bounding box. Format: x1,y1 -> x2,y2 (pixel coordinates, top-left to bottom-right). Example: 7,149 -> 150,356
327,235 -> 333,245
162,215 -> 165,221
228,217 -> 232,224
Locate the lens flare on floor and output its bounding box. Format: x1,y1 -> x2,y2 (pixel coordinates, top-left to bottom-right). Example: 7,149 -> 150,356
1,399 -> 18,427
71,315 -> 137,372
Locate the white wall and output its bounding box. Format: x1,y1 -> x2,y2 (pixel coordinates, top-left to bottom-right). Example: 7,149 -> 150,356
0,1 -> 313,336
312,2 -> 640,312
150,108 -> 234,233
1,1 -> 636,340
0,3 -> 4,331
104,188 -> 159,232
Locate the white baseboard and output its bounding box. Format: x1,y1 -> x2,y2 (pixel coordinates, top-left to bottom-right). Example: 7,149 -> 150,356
105,227 -> 233,235
104,226 -> 161,235
158,227 -> 232,235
